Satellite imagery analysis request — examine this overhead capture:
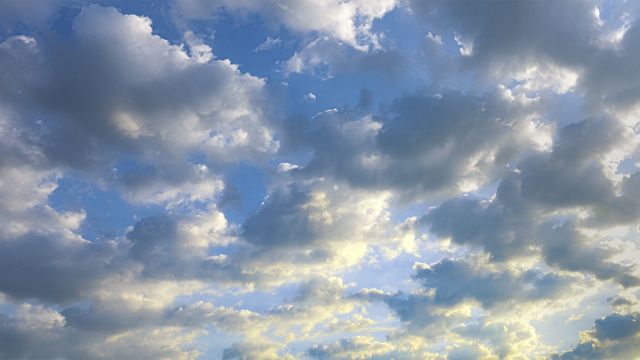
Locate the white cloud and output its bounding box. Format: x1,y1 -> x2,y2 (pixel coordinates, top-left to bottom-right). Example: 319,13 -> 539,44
565,313 -> 586,323
254,36 -> 282,52
173,0 -> 398,50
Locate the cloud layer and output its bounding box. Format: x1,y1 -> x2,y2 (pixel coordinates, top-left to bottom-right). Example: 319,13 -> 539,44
1,1 -> 639,359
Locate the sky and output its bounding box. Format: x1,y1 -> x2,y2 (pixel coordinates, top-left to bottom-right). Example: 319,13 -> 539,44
1,0 -> 640,359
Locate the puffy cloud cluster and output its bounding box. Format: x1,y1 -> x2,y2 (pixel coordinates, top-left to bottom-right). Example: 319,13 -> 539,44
550,311 -> 640,359
1,4 -> 277,196
423,115 -> 640,287
283,87 -> 552,201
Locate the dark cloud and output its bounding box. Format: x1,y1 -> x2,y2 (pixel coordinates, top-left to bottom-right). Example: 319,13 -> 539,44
413,257 -> 582,309
423,114 -> 640,286
0,231 -> 122,304
550,311 -> 640,359
217,184 -> 244,211
286,87 -> 547,201
241,185 -> 316,248
410,0 -> 598,66
410,0 -> 640,115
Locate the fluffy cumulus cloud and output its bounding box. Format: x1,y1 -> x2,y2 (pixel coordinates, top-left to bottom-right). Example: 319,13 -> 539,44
2,1 -> 640,359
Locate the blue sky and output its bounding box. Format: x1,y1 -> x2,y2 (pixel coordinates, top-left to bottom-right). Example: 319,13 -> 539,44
1,1 -> 640,359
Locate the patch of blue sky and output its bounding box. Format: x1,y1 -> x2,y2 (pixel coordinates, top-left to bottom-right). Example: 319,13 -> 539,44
96,0 -> 180,41
182,4 -> 436,119
341,251 -> 424,294
48,171 -> 163,241
220,161 -> 269,226
0,304 -> 14,316
616,154 -> 640,175
48,5 -> 80,37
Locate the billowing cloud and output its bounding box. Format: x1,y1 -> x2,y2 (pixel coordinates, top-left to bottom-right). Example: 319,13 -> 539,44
0,4 -> 277,177
549,311 -> 640,359
284,87 -> 552,201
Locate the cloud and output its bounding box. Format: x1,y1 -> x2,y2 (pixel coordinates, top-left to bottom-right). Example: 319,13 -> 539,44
412,257 -> 586,310
409,0 -> 640,111
254,36 -> 282,52
308,336 -> 394,359
172,0 -> 404,76
237,180 -> 421,283
173,0 -> 398,50
0,303 -> 207,360
0,4 -> 277,177
284,87 -> 551,201
549,311 -> 640,359
2,1 -> 640,358
420,110 -> 640,288
565,313 -> 586,324
107,163 -> 225,207
409,0 -> 598,84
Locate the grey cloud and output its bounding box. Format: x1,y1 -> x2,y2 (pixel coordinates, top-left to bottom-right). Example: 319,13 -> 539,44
242,185 -> 315,248
424,175 -> 538,261
550,311 -> 640,359
108,163 -> 223,205
0,231 -> 123,304
239,179 -> 413,274
0,314 -> 204,360
592,312 -> 640,342
1,211 -> 234,306
518,116 -> 638,222
346,288 -> 464,341
410,0 -> 598,67
61,301 -> 219,335
424,186 -> 640,287
423,114 -> 640,286
356,88 -> 374,112
580,17 -> 640,111
413,257 -> 582,309
539,222 -> 640,288
287,88 -> 546,202
1,4 -> 276,177
607,294 -> 639,310
410,0 -> 640,115
126,215 -> 188,276
357,50 -> 407,81
121,214 -> 253,285
217,184 -> 244,210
